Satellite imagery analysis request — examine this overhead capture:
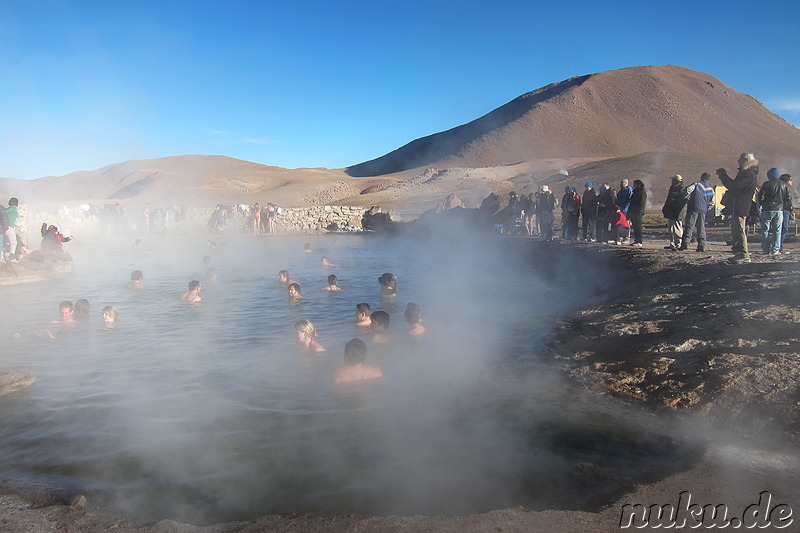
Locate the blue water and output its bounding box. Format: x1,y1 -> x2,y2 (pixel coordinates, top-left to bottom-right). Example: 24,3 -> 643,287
0,233 -> 696,525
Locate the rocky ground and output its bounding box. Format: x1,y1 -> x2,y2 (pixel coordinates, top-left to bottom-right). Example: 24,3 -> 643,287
1,224 -> 799,532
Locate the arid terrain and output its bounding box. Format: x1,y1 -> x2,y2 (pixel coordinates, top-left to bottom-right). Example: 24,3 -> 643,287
1,64 -> 799,531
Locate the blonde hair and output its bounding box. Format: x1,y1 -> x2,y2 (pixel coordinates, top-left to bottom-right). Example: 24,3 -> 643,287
294,319 -> 317,339
102,306 -> 119,322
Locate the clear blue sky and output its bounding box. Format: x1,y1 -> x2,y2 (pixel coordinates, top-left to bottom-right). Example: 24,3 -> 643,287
1,0 -> 798,180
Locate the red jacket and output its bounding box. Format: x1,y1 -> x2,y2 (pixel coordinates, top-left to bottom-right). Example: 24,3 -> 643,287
610,211 -> 630,228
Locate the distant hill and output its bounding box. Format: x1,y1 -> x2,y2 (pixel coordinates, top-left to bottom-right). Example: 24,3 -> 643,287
2,65 -> 798,217
346,65 -> 800,177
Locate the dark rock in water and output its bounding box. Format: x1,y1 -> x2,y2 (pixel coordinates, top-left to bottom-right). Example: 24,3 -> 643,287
0,252 -> 73,285
0,369 -> 35,396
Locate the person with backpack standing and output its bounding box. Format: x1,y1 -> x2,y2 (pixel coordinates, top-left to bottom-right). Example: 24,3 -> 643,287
661,175 -> 687,250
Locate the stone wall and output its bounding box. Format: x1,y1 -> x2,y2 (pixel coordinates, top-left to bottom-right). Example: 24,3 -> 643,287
14,204 -> 375,245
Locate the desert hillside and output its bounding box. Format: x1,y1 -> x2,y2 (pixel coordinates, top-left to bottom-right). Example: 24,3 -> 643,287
347,64 -> 800,177
1,65 -> 798,218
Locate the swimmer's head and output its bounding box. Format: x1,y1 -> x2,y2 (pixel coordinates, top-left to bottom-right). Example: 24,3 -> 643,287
378,273 -> 395,287
130,270 -> 143,281
370,310 -> 390,331
288,282 -> 301,296
59,301 -> 73,320
404,303 -> 421,325
74,298 -> 90,318
356,302 -> 371,316
327,274 -> 338,286
102,306 -> 119,323
188,280 -> 201,292
207,267 -> 218,281
278,270 -> 289,282
295,319 -> 317,339
344,338 -> 368,365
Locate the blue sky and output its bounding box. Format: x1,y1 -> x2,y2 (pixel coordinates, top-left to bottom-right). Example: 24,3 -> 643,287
1,0 -> 798,180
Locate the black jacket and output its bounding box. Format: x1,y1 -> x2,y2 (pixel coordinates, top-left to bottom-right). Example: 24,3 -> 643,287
758,178 -> 790,212
662,183 -> 687,220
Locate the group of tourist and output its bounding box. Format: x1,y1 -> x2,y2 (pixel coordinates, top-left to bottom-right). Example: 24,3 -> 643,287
249,202 -> 280,234
510,179 -> 647,245
662,153 -> 793,263
507,152 -> 794,261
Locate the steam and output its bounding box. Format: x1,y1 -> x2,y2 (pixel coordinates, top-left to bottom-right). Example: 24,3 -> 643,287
0,219 -> 715,525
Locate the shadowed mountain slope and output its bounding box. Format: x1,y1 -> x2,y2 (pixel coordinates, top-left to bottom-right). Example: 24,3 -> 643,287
346,65 -> 800,177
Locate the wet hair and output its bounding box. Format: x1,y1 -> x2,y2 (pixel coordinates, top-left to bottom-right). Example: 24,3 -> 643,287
59,300 -> 73,311
356,302 -> 371,315
278,270 -> 289,279
378,273 -> 394,287
327,274 -> 338,286
188,280 -> 201,291
303,243 -> 311,250
288,282 -> 301,295
130,270 -> 143,281
295,319 -> 317,339
8,198 -> 18,206
102,306 -> 119,322
404,303 -> 421,325
74,298 -> 90,318
370,310 -> 390,329
344,338 -> 367,365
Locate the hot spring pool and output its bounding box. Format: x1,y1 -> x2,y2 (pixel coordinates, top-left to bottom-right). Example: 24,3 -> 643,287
0,232 -> 698,525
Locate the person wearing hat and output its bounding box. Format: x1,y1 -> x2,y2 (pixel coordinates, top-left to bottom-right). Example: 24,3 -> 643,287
779,174 -> 793,254
679,173 -> 715,252
661,175 -> 687,250
716,153 -> 759,262
757,167 -> 790,255
535,185 -> 556,241
581,182 -> 598,241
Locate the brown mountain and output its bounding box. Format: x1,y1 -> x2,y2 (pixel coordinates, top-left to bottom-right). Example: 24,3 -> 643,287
346,64 -> 800,177
2,65 -> 798,217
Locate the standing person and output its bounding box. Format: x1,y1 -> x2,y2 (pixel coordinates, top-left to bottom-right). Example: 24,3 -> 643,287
596,184 -> 615,243
581,182 -> 598,242
779,174 -> 793,254
252,203 -> 261,234
266,203 -> 277,233
616,179 -> 634,215
716,153 -> 759,263
757,167 -> 789,256
142,203 -> 151,235
560,187 -> 572,239
661,175 -> 687,250
524,193 -> 537,236
536,186 -> 556,241
0,202 -> 8,261
679,173 -> 715,252
5,198 -> 19,261
628,180 -> 647,247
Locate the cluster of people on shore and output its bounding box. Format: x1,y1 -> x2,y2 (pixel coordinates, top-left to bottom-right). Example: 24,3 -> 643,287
508,178 -> 647,245
507,152 -> 794,261
661,153 -> 793,263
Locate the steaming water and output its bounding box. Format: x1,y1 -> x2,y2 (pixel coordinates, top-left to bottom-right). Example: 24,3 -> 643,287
0,233 -> 697,525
